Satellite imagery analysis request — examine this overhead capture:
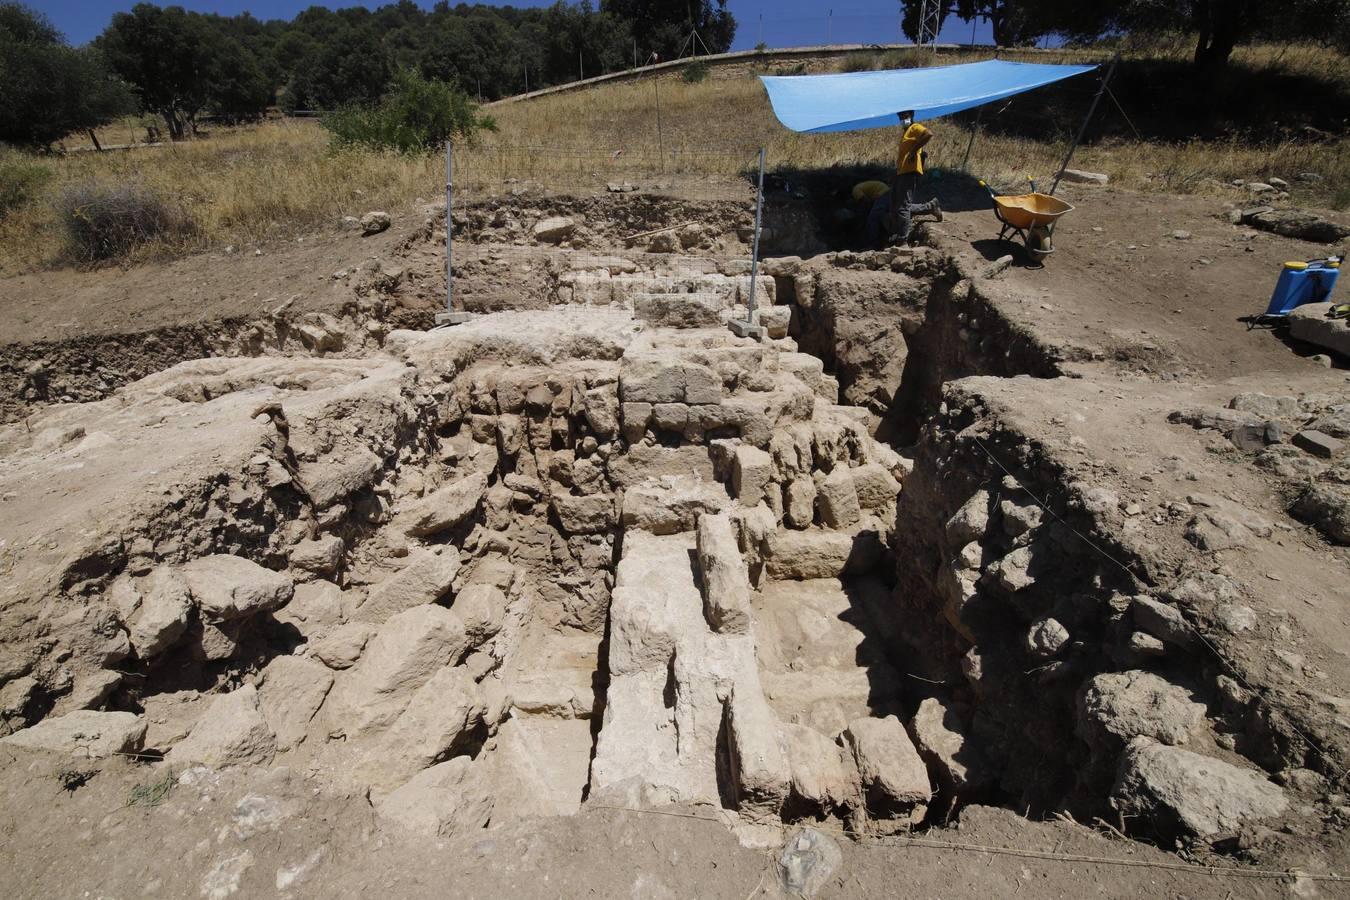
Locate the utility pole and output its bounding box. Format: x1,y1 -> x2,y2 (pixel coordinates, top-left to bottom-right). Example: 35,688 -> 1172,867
828,9 -> 833,44
579,49 -> 584,82
918,0 -> 941,51
758,13 -> 763,47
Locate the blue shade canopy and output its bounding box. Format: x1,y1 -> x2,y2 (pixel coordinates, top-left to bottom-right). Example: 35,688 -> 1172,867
760,59 -> 1098,133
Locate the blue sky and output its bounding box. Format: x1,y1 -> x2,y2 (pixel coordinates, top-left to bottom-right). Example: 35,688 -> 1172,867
35,1 -> 993,48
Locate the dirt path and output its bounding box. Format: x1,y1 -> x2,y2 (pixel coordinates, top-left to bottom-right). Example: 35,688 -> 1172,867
0,221 -> 423,345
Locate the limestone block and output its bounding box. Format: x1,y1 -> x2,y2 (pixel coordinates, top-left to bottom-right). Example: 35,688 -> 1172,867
620,478 -> 728,535
258,656 -> 334,751
696,512 -> 751,634
816,467 -> 862,529
374,757 -> 494,837
782,722 -> 861,811
583,386 -> 620,437
1130,595 -> 1195,648
534,216 -> 577,243
633,293 -> 725,328
907,699 -> 990,794
373,666 -> 486,787
732,445 -> 774,505
945,490 -> 990,546
274,579 -> 345,639
326,605 -> 469,734
1077,671 -> 1206,751
784,477 -> 817,529
182,555 -> 294,622
652,402 -> 690,431
851,464 -> 900,510
765,528 -> 881,580
298,446 -> 383,510
356,549 -> 460,623
289,535 -> 344,578
552,493 -> 617,535
122,568 -> 193,658
400,471 -> 488,537
309,622 -> 371,670
843,715 -> 930,821
167,685 -> 276,768
728,690 -> 791,820
1,710 -> 146,759
1111,737 -> 1287,838
754,306 -> 792,339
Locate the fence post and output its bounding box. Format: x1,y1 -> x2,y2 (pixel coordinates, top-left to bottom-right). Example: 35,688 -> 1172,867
746,147 -> 767,326
653,74 -> 665,173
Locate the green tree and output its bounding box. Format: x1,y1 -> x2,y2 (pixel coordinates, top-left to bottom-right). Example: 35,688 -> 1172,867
321,68 -> 495,155
900,1 -> 1048,47
600,0 -> 736,59
0,2 -> 135,149
1051,0 -> 1347,70
96,4 -> 215,139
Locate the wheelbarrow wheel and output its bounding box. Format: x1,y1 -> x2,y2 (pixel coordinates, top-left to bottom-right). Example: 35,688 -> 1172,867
1027,225 -> 1053,263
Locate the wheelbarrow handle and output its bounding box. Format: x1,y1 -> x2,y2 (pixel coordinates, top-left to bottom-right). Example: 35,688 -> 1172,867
1026,174 -> 1038,194
978,179 -> 998,207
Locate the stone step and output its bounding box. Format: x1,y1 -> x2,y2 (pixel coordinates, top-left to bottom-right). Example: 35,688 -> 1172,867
752,577 -> 904,733
590,530 -> 786,814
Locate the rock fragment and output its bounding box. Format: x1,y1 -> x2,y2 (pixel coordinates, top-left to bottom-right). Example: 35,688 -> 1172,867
842,715 -> 930,822
1111,737 -> 1288,838
167,685 -> 276,768
0,710 -> 146,759
182,556 -> 294,621
696,512 -> 751,634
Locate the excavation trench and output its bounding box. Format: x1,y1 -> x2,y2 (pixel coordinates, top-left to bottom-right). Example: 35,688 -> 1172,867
0,202 -> 1314,854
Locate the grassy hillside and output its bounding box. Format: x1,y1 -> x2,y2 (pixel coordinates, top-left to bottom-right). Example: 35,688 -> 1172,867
1,41 -> 1346,273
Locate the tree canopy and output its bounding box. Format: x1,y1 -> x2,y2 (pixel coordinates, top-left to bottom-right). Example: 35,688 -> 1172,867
900,0 -> 1350,68
0,2 -> 135,149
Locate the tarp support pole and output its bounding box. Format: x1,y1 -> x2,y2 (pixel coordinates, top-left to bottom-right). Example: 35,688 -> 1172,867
746,147 -> 767,325
1051,53 -> 1118,195
961,104 -> 984,172
453,142 -> 459,318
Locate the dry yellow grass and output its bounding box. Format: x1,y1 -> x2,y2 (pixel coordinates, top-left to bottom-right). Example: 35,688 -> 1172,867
477,42 -> 1350,205
1,40 -> 1345,274
0,121 -> 441,272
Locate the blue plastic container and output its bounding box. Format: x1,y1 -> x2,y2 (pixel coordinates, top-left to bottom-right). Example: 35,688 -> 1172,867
1262,258 -> 1341,317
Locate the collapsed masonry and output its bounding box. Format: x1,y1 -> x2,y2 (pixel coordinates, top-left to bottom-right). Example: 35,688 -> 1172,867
0,240 -> 1329,854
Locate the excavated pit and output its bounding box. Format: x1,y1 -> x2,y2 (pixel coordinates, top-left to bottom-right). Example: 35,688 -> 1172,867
0,198 -> 1327,860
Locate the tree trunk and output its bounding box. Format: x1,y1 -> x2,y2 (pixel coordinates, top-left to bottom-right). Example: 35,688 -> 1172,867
1193,0 -> 1240,71
161,108 -> 185,142
86,129 -> 103,152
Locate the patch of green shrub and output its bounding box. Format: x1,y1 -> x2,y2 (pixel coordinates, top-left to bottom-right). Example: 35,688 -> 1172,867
322,69 -> 496,155
839,53 -> 876,73
0,151 -> 51,220
681,59 -> 711,83
57,180 -> 196,263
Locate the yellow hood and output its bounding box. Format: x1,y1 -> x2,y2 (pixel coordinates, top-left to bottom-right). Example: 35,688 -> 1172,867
897,122 -> 933,175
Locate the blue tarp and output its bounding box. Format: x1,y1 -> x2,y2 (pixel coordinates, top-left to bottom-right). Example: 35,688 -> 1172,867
760,59 -> 1098,134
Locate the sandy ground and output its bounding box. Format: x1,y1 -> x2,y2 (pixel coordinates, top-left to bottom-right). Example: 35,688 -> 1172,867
0,752 -> 1323,899
0,221 -> 420,344
936,183 -> 1345,380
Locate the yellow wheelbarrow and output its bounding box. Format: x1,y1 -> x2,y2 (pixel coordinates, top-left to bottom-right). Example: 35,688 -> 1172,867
979,177 -> 1074,265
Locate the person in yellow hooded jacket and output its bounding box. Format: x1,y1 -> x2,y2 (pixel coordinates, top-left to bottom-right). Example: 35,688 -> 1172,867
889,110 -> 942,242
